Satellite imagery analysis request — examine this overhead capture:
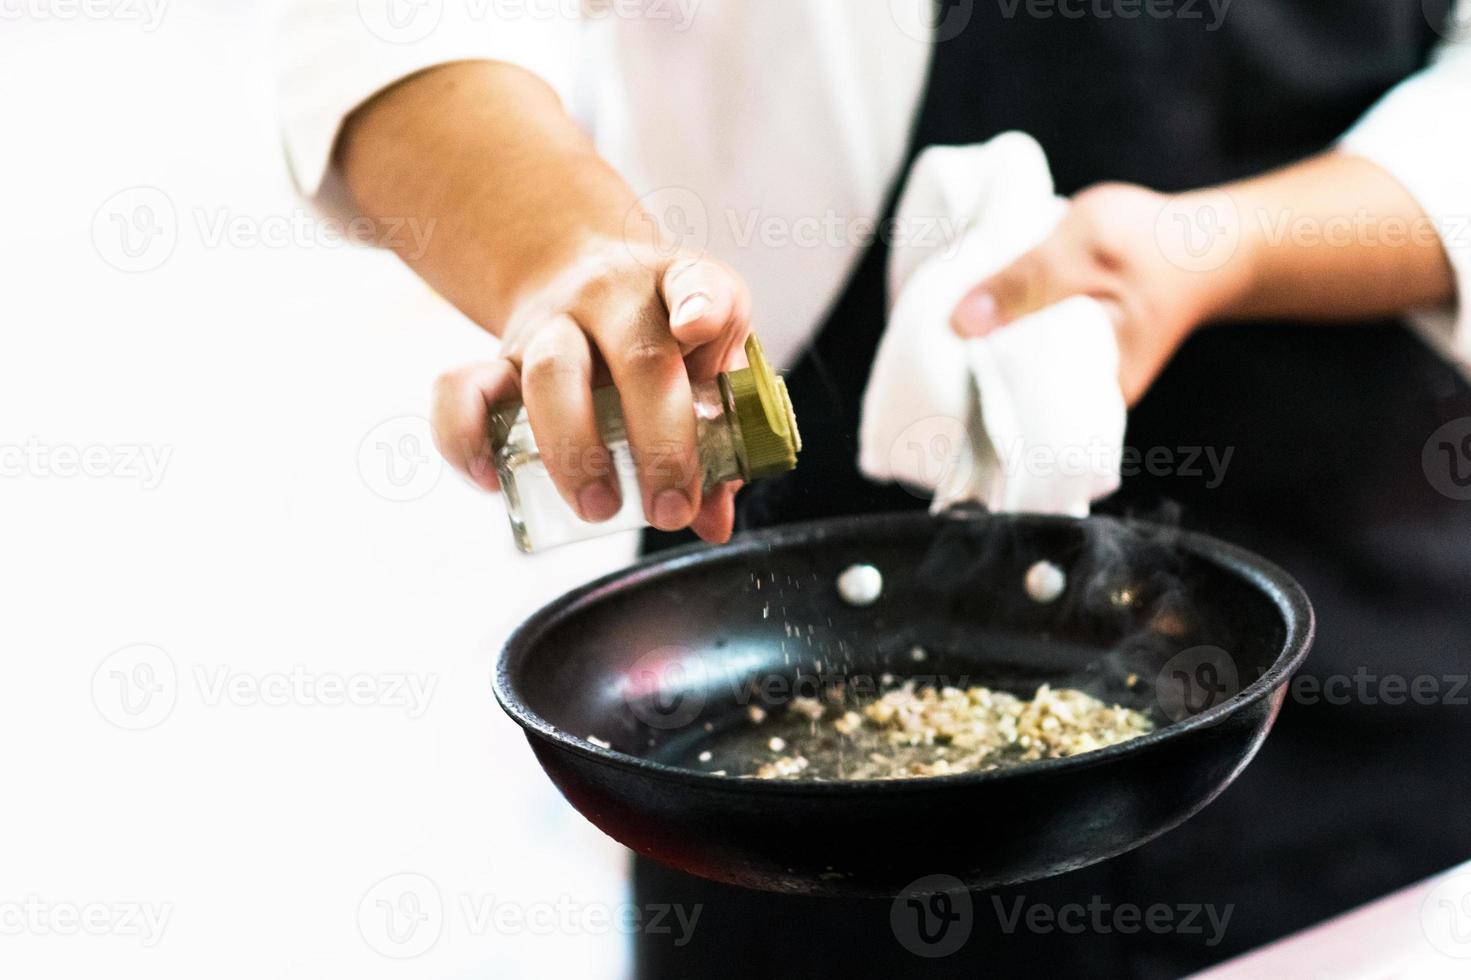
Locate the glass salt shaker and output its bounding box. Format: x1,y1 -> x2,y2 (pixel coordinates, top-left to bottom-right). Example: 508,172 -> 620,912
490,334 -> 801,553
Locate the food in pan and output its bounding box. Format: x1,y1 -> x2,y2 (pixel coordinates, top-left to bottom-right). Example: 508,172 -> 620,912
707,674 -> 1154,781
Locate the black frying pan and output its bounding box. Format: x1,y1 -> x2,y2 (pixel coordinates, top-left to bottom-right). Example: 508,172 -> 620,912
494,511 -> 1313,897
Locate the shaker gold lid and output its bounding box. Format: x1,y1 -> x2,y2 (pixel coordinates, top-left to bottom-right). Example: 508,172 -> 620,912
726,334 -> 802,479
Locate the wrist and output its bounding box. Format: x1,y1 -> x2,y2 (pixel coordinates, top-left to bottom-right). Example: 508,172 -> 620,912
1166,186 -> 1263,327
336,59 -> 653,333
490,156 -> 647,294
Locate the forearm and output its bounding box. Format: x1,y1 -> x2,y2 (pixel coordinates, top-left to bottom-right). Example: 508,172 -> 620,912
335,59 -> 644,335
340,60 -> 751,540
1204,152 -> 1457,324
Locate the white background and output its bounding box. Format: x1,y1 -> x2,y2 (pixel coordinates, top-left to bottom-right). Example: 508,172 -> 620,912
0,2 -> 642,976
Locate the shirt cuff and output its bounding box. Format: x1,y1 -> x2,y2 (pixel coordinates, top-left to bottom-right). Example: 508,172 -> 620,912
271,0 -> 581,203
1338,40 -> 1471,365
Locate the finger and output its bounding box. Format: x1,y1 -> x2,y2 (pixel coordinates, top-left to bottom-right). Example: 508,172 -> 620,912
951,245 -> 1066,337
667,257 -> 753,379
683,323 -> 747,388
517,314 -> 622,523
430,359 -> 520,493
685,268 -> 753,383
592,299 -> 701,532
661,257 -> 748,364
689,481 -> 738,544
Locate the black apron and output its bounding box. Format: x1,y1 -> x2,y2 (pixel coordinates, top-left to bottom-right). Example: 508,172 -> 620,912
637,2 -> 1471,976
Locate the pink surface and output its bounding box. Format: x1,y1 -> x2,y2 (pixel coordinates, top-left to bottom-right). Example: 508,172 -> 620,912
1190,862 -> 1471,979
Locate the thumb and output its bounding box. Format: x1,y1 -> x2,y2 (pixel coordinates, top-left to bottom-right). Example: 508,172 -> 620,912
951,247 -> 1061,338
430,359 -> 520,493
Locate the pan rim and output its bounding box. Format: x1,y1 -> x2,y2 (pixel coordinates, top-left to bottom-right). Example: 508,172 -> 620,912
493,511 -> 1315,795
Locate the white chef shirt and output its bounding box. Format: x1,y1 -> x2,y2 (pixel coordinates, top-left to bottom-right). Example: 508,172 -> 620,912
272,0 -> 1471,368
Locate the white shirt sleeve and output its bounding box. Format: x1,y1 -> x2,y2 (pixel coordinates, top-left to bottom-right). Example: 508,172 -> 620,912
270,0 -> 582,201
1338,8 -> 1471,362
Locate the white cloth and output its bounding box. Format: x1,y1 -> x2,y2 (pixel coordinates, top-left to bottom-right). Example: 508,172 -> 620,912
271,0 -> 1471,368
858,134 -> 1126,517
